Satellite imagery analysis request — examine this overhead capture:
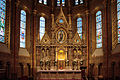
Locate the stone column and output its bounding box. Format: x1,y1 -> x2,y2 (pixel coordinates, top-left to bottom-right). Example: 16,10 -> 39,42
68,46 -> 72,69
51,46 -> 55,69
103,0 -> 111,79
86,8 -> 90,77
11,0 -> 20,79
32,9 -> 37,77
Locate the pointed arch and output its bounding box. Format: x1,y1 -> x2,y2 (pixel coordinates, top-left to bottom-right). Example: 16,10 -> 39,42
96,11 -> 102,48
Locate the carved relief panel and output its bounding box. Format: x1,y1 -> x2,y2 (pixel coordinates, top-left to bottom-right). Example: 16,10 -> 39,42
56,29 -> 67,44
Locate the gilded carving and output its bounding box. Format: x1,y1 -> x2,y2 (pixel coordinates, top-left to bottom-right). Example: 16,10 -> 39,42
36,5 -> 86,71
56,29 -> 67,44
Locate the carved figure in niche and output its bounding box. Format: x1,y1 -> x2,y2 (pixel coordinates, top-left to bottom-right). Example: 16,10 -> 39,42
58,30 -> 63,42
57,30 -> 66,43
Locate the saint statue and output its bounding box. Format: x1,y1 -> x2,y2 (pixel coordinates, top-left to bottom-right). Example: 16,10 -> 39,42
58,30 -> 63,42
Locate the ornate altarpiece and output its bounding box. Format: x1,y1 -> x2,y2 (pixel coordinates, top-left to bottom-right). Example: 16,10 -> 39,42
36,7 -> 87,71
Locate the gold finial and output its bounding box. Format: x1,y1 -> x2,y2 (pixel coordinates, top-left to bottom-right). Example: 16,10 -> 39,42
60,3 -> 63,12
60,3 -> 62,9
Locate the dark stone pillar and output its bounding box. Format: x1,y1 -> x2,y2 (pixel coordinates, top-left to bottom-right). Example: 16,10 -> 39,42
32,10 -> 37,79
104,0 -> 111,79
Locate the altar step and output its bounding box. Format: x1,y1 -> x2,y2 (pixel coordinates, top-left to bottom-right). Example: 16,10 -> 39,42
38,79 -> 83,80
37,72 -> 82,80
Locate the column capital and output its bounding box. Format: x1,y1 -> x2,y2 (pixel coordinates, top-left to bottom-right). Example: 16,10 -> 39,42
111,0 -> 116,3
67,0 -> 71,7
85,10 -> 90,15
33,9 -> 37,15
103,0 -> 107,7
103,0 -> 111,8
16,0 -> 20,8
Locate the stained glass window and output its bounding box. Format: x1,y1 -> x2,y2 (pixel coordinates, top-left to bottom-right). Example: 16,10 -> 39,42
80,0 -> 83,4
75,0 -> 79,5
57,0 -> 65,6
44,0 -> 47,5
40,17 -> 45,40
62,0 -> 65,6
0,0 -> 6,42
117,0 -> 120,43
39,0 -> 47,5
96,11 -> 102,48
57,0 -> 61,6
59,19 -> 63,23
75,0 -> 83,5
77,18 -> 82,39
39,0 -> 42,3
20,10 -> 26,48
